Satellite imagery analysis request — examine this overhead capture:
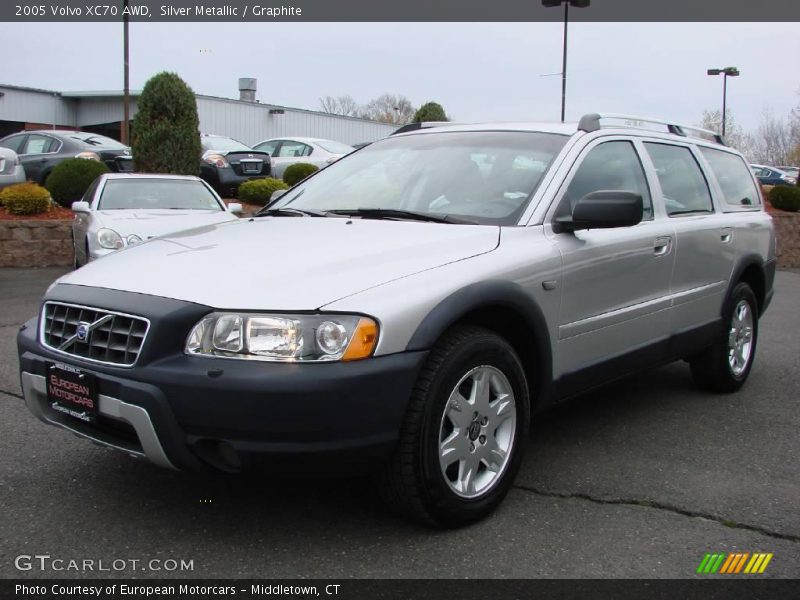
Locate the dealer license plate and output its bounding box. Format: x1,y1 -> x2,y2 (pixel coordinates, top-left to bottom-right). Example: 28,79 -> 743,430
46,362 -> 97,423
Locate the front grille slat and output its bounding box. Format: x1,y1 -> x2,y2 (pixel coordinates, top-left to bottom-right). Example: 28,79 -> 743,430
41,302 -> 149,367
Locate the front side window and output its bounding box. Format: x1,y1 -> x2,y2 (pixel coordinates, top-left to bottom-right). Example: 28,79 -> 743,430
700,147 -> 761,208
556,141 -> 653,221
644,143 -> 713,216
269,131 -> 568,225
98,179 -> 222,211
253,140 -> 278,155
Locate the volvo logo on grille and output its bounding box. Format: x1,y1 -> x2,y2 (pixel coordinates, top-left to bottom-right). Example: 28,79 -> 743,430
76,321 -> 91,343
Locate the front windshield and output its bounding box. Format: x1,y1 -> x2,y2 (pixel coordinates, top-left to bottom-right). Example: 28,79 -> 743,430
271,131 -> 567,225
202,137 -> 251,153
98,179 -> 223,211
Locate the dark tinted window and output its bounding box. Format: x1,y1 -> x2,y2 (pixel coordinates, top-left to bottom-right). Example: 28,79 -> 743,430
644,143 -> 713,216
67,133 -> 126,149
0,135 -> 26,153
558,141 -> 653,220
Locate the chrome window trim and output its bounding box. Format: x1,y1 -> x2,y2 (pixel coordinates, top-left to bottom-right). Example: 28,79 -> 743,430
39,301 -> 151,368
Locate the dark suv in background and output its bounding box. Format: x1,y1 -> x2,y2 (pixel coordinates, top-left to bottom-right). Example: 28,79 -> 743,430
199,134 -> 271,197
0,130 -> 133,184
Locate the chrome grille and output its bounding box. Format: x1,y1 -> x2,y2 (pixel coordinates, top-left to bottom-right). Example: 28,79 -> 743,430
41,302 -> 149,367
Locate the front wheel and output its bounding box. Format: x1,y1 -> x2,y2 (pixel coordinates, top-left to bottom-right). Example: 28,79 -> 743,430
690,282 -> 759,392
376,326 -> 530,527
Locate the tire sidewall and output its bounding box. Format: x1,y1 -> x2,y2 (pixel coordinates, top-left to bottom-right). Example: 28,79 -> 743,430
418,331 -> 530,524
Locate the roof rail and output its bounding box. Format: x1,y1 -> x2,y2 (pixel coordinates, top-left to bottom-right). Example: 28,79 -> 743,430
391,121 -> 460,136
577,113 -> 726,146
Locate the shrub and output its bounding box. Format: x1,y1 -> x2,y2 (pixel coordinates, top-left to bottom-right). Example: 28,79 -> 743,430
283,163 -> 319,187
132,72 -> 201,175
0,182 -> 52,215
769,185 -> 800,212
45,158 -> 109,207
413,102 -> 448,122
237,178 -> 289,206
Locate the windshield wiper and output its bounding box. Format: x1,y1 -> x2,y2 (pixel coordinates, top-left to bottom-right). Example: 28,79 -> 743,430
327,208 -> 469,224
254,207 -> 328,218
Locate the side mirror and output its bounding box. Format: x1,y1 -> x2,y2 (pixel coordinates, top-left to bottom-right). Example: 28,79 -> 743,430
227,202 -> 243,214
554,191 -> 643,233
71,201 -> 90,214
270,189 -> 287,202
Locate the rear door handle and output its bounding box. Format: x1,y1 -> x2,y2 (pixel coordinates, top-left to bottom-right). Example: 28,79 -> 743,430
654,236 -> 672,257
720,228 -> 733,243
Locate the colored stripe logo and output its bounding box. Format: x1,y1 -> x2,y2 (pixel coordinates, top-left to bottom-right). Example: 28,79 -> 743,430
697,552 -> 773,574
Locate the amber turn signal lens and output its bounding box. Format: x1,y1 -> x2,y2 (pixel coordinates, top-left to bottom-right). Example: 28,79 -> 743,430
341,318 -> 378,361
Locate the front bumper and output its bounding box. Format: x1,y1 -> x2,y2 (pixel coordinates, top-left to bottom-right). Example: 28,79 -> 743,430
17,285 -> 424,474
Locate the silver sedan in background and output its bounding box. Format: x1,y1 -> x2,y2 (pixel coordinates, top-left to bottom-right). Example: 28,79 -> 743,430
71,173 -> 242,267
0,147 -> 26,189
251,137 -> 355,179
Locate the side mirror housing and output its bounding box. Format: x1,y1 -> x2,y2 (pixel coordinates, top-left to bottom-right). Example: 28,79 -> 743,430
71,201 -> 91,214
227,202 -> 243,214
554,190 -> 643,233
270,189 -> 287,203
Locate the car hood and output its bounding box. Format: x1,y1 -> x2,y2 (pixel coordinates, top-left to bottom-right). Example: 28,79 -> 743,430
62,217 -> 500,310
96,209 -> 237,239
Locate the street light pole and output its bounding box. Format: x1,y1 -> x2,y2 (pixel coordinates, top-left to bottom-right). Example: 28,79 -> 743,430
542,0 -> 590,123
707,67 -> 740,138
122,0 -> 130,145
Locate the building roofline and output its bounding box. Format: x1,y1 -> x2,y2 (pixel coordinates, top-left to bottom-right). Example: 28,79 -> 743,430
194,93 -> 396,127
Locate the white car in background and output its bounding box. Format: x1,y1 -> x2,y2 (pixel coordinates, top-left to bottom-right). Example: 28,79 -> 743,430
71,173 -> 242,267
0,147 -> 26,189
251,137 -> 354,179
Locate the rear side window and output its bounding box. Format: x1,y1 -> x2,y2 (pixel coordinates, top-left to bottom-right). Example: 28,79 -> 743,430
700,147 -> 761,208
644,143 -> 713,216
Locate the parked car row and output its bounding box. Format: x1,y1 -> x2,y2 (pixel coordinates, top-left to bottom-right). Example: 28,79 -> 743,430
0,129 -> 357,197
751,163 -> 798,187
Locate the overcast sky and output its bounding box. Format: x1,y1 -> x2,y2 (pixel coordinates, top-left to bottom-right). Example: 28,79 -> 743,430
1,22 -> 797,132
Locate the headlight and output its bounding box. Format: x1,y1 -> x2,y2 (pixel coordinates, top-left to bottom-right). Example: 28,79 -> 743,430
126,234 -> 142,245
204,153 -> 229,168
97,228 -> 123,249
185,313 -> 378,362
75,151 -> 101,161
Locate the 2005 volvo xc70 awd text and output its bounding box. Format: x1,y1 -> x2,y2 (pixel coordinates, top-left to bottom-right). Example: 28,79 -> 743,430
18,114 -> 775,527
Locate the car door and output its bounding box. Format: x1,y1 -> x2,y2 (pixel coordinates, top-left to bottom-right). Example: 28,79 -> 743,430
546,138 -> 676,381
19,134 -> 60,183
641,141 -> 733,333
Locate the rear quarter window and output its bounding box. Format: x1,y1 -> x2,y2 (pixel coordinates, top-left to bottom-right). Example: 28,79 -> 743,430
699,147 -> 761,209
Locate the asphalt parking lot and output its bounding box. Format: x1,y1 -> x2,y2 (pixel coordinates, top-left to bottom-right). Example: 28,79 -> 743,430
1,267 -> 798,579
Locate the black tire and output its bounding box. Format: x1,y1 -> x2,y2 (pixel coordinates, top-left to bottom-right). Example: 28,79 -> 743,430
690,282 -> 758,393
376,325 -> 530,527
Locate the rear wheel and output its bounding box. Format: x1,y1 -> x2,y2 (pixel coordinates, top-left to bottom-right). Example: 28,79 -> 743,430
376,326 -> 530,527
690,282 -> 758,392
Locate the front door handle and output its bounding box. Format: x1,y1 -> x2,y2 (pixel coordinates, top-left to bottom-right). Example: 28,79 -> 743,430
654,236 -> 672,257
720,228 -> 733,243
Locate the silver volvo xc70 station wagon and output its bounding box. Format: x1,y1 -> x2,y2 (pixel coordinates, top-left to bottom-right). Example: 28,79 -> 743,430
18,113 -> 776,527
